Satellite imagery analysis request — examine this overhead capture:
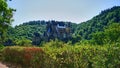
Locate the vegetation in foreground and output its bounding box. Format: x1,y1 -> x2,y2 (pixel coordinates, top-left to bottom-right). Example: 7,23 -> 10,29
0,40 -> 120,68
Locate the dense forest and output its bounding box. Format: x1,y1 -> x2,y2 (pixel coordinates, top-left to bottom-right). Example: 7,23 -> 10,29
4,20 -> 77,45
0,0 -> 120,67
4,6 -> 120,46
75,6 -> 120,40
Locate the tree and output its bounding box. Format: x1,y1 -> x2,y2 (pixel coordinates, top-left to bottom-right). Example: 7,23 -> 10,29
15,38 -> 32,46
104,23 -> 120,43
75,6 -> 120,40
71,35 -> 81,44
0,0 -> 15,43
92,23 -> 120,45
32,32 -> 41,45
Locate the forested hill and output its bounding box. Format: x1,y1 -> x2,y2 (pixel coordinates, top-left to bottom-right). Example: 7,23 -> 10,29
7,20 -> 77,41
7,20 -> 46,40
74,6 -> 120,40
6,6 -> 120,45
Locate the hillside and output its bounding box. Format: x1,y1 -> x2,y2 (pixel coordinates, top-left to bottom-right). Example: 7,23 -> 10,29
75,6 -> 120,40
5,6 -> 120,45
7,20 -> 46,40
7,20 -> 77,41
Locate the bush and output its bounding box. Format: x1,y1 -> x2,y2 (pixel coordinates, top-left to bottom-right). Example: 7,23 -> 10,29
0,44 -> 4,51
2,46 -> 45,68
1,43 -> 120,68
15,39 -> 32,46
43,42 -> 120,68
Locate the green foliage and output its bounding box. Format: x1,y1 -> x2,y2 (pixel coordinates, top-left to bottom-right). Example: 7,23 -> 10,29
71,35 -> 82,44
14,38 -> 32,46
7,20 -> 46,41
6,20 -> 77,45
0,44 -> 4,51
2,40 -> 120,68
92,23 -> 120,45
43,39 -> 65,48
104,23 -> 120,43
43,43 -> 120,68
0,0 -> 15,43
3,6 -> 120,45
75,6 -> 120,40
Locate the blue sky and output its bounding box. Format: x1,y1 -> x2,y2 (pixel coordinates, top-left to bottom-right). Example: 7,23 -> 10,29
8,0 -> 120,26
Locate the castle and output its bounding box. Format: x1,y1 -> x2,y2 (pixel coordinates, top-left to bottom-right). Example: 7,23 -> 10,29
32,21 -> 72,45
43,21 -> 72,41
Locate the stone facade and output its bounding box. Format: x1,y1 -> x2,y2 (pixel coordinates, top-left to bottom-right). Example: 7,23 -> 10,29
43,21 -> 72,41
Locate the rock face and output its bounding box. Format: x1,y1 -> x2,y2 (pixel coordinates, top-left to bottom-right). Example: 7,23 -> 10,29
43,21 -> 72,42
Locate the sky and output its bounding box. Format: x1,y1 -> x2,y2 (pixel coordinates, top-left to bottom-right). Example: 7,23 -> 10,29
8,0 -> 120,26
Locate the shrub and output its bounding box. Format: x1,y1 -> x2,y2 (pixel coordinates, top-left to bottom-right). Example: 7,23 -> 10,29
2,46 -> 45,68
2,43 -> 120,68
0,44 -> 4,51
15,39 -> 32,46
43,43 -> 120,68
